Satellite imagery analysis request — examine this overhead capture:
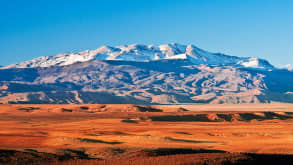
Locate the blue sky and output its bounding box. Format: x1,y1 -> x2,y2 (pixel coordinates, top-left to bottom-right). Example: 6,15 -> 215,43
0,0 -> 292,67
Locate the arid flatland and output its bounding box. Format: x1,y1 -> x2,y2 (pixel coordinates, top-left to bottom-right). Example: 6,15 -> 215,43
1,104 -> 293,164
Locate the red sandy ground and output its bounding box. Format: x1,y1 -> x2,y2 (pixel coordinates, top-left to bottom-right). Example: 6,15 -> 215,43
1,104 -> 293,164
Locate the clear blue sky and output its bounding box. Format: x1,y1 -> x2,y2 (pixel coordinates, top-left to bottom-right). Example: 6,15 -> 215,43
0,0 -> 292,67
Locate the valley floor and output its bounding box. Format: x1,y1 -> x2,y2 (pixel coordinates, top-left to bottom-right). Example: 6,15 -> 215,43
1,104 -> 293,164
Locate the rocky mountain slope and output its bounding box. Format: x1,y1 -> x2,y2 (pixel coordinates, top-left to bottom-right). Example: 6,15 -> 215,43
0,44 -> 292,104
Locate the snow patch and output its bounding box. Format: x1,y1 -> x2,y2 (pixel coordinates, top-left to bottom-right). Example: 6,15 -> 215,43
2,43 -> 275,70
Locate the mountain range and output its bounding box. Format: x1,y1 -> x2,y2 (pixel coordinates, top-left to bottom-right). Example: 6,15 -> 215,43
0,43 -> 292,104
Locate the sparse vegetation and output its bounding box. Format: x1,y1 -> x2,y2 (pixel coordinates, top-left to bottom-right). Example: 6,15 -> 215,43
77,138 -> 123,144
174,131 -> 192,135
164,137 -> 215,143
135,105 -> 163,112
149,114 -> 211,122
61,108 -> 73,112
18,107 -> 40,112
177,107 -> 189,112
217,114 -> 233,122
109,148 -> 126,155
80,106 -> 89,110
121,119 -> 139,123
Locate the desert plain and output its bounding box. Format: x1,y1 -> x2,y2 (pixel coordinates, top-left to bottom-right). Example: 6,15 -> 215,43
1,103 -> 293,164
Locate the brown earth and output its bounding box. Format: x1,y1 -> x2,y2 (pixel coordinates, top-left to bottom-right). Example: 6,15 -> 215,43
1,104 -> 293,164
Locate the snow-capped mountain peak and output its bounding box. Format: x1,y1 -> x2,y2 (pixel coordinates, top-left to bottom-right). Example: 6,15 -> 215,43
2,43 -> 275,70
281,64 -> 293,71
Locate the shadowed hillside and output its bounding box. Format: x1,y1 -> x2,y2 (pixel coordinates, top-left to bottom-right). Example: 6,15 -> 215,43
0,60 -> 292,104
